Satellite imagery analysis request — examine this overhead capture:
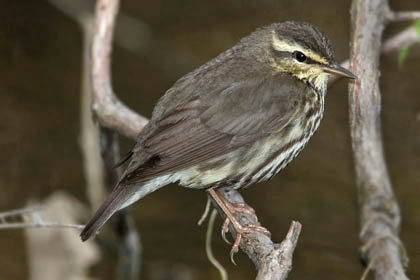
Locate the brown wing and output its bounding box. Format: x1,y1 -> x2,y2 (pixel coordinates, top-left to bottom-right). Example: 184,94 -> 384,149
120,74 -> 305,185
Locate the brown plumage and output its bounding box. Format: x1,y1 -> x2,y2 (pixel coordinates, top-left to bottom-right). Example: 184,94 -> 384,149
80,21 -> 356,246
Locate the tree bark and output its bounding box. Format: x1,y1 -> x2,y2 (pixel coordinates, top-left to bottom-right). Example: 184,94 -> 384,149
91,0 -> 141,279
348,0 -> 409,279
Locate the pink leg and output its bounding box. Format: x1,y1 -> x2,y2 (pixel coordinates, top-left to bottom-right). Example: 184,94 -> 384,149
207,188 -> 271,264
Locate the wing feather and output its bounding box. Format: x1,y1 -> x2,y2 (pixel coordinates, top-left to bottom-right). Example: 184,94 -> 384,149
120,74 -> 305,185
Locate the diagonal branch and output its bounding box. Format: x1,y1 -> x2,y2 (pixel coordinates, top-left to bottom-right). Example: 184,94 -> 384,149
212,188 -> 302,280
348,0 -> 409,279
91,0 -> 141,279
90,0 -> 147,140
382,25 -> 419,55
329,24 -> 419,85
388,11 -> 420,22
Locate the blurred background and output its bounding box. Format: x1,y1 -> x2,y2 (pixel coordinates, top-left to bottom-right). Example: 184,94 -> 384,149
0,0 -> 419,279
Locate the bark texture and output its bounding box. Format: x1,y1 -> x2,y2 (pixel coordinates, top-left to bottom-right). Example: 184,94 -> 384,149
349,0 -> 409,279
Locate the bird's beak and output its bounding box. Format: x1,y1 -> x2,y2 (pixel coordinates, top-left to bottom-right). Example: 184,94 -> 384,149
321,64 -> 357,79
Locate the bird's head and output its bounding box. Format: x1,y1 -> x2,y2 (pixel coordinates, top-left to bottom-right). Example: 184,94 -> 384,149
244,21 -> 356,93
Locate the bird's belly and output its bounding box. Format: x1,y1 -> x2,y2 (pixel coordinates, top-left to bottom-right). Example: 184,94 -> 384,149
177,92 -> 324,189
177,115 -> 322,189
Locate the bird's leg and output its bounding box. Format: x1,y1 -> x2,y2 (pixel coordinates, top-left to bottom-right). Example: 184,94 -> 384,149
207,188 -> 271,264
219,197 -> 262,244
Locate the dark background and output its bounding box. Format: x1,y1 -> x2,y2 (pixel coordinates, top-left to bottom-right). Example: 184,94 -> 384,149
0,0 -> 419,279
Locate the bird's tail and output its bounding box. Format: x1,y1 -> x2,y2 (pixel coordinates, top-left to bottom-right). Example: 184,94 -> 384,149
80,180 -> 162,241
80,186 -> 129,241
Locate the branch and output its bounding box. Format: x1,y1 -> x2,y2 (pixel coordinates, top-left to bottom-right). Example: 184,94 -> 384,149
257,222 -> 301,280
0,206 -> 44,220
388,11 -> 420,22
46,0 -> 93,26
382,25 -> 419,55
0,222 -> 84,230
91,0 -> 147,140
205,209 -> 228,280
78,15 -> 108,212
349,0 -> 409,279
210,188 -> 301,280
99,127 -> 142,279
91,0 -> 141,279
47,0 -> 152,57
0,206 -> 84,230
329,24 -> 419,85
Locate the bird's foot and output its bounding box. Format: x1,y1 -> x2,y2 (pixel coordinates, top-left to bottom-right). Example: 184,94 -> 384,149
206,188 -> 271,264
220,198 -> 258,220
221,216 -> 271,264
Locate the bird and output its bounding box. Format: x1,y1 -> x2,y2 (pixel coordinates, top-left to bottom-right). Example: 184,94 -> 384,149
80,21 -> 356,259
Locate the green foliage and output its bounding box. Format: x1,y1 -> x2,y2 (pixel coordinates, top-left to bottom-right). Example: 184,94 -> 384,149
398,20 -> 420,68
415,19 -> 420,43
398,47 -> 409,68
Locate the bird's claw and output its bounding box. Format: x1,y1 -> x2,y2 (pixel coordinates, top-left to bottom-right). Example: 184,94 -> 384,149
226,222 -> 271,265
229,231 -> 242,265
222,216 -> 243,265
221,218 -> 231,244
206,188 -> 271,265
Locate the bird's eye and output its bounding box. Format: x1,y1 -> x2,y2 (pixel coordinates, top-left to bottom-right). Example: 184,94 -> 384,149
294,51 -> 307,63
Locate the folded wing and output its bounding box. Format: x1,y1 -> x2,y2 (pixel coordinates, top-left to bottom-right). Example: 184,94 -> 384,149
120,74 -> 304,185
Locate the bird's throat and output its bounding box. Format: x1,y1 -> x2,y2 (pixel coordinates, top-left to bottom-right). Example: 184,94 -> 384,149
300,72 -> 328,97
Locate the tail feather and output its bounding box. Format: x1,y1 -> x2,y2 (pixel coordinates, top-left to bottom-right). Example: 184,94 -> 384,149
80,187 -> 132,241
80,179 -> 167,241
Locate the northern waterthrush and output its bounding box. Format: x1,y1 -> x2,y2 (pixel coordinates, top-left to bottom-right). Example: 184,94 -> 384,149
81,21 -> 356,257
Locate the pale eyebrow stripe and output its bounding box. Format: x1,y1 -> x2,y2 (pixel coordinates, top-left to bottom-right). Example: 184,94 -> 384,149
271,32 -> 329,65
270,48 -> 324,65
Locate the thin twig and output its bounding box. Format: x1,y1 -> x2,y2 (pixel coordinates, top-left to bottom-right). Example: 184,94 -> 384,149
47,0 -> 152,56
388,11 -> 420,22
360,255 -> 378,280
329,25 -> 419,85
46,0 -> 92,26
382,25 -> 419,55
0,206 -> 85,230
349,0 -> 409,279
0,206 -> 44,219
198,198 -> 212,226
0,222 -> 84,230
206,209 -> 228,280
